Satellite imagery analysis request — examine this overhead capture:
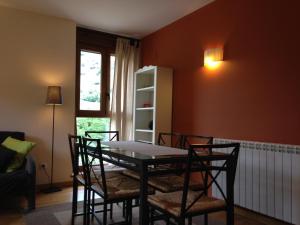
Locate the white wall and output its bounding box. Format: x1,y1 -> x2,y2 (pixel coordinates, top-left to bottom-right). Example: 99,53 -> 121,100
0,6 -> 76,184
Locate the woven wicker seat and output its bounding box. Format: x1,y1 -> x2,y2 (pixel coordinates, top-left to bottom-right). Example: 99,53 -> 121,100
148,191 -> 226,217
123,170 -> 204,192
92,171 -> 153,200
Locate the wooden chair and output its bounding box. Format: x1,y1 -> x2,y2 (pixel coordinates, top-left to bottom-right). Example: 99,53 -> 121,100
148,143 -> 240,225
81,137 -> 153,225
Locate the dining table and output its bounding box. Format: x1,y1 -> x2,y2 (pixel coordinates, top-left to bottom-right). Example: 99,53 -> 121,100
88,140 -> 236,225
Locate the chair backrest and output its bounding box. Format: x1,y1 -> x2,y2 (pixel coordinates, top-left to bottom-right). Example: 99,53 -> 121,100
182,134 -> 213,150
85,131 -> 119,142
67,134 -> 83,176
82,137 -> 108,197
157,132 -> 184,148
181,135 -> 214,193
180,143 -> 240,217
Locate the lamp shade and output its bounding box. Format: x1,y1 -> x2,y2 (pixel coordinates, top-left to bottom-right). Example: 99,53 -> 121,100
46,86 -> 62,105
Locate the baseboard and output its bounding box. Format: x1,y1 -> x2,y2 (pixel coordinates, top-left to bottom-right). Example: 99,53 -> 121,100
236,205 -> 293,225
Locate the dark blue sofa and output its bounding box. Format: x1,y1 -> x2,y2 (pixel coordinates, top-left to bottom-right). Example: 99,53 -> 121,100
0,131 -> 36,210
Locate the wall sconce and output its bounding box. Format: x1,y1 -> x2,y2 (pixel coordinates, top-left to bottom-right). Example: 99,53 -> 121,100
204,47 -> 223,69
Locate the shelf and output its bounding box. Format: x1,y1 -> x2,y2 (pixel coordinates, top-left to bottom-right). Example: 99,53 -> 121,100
136,140 -> 153,144
136,66 -> 156,74
136,107 -> 154,111
136,129 -> 153,133
136,86 -> 154,92
133,66 -> 172,145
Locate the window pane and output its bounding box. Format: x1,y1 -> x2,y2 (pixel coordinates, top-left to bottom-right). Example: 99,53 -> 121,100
109,55 -> 116,110
80,50 -> 101,111
76,117 -> 110,165
76,117 -> 110,137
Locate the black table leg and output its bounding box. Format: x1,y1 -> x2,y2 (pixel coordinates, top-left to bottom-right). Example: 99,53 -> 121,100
139,162 -> 149,225
226,159 -> 234,225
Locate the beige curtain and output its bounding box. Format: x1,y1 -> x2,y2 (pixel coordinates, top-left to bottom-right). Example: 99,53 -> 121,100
110,38 -> 140,140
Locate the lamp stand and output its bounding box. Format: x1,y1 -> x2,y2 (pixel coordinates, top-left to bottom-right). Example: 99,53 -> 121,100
42,104 -> 62,193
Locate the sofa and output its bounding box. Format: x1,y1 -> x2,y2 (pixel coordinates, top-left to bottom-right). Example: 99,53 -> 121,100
0,131 -> 36,210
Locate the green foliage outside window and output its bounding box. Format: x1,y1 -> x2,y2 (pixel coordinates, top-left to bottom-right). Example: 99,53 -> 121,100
82,92 -> 100,102
76,117 -> 110,138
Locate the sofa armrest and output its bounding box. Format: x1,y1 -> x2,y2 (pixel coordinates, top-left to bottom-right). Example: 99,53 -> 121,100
25,155 -> 36,176
25,155 -> 36,210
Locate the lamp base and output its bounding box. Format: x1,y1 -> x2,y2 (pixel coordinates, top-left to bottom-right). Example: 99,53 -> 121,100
41,185 -> 62,194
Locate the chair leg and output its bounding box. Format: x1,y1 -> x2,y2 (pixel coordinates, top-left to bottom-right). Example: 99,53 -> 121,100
125,200 -> 132,225
188,217 -> 192,225
86,188 -> 91,225
150,207 -> 154,225
204,214 -> 208,225
110,203 -> 113,219
83,186 -> 87,225
73,180 -> 78,213
91,191 -> 95,220
123,201 -> 126,217
71,180 -> 78,225
166,217 -> 170,225
129,201 -> 133,225
71,213 -> 75,225
226,207 -> 234,225
178,218 -> 185,225
103,202 -> 107,225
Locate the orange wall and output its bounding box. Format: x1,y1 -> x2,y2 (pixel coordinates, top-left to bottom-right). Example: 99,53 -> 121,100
141,0 -> 300,145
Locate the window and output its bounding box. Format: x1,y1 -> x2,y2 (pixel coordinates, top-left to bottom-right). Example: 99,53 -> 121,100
76,28 -> 117,134
79,50 -> 102,111
76,46 -> 111,117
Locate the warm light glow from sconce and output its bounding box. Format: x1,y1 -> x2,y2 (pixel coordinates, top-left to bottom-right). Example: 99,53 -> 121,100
204,48 -> 223,70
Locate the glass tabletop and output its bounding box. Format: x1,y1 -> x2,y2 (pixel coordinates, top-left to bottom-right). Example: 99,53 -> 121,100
101,141 -> 188,159
86,141 -> 230,163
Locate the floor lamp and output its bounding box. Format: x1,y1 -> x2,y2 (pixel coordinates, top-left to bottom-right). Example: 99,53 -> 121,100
43,86 -> 62,193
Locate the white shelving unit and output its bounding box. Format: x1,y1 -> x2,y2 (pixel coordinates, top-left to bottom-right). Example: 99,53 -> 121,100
136,107 -> 154,111
133,65 -> 173,144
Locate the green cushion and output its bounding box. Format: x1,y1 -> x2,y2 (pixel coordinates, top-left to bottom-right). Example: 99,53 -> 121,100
1,136 -> 36,172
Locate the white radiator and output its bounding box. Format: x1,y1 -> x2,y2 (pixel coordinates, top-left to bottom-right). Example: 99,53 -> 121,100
212,138 -> 300,224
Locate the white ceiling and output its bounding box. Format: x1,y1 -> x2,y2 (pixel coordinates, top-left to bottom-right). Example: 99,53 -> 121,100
0,0 -> 214,38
